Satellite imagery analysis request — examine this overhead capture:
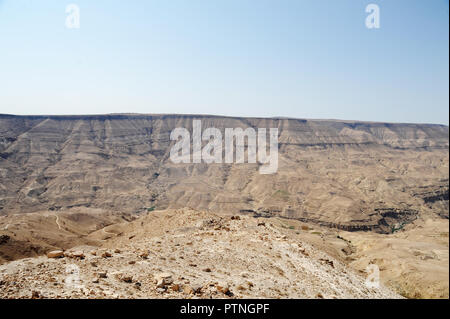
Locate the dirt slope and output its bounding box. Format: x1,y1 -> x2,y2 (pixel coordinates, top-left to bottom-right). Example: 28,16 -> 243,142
0,209 -> 400,299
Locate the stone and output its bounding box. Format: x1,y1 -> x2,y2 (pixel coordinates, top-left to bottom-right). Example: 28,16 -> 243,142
319,258 -> 334,268
121,276 -> 133,283
47,250 -> 64,258
0,235 -> 10,245
111,271 -> 123,280
139,251 -> 149,259
31,291 -> 40,299
171,284 -> 181,292
183,285 -> 194,295
191,284 -> 202,294
216,282 -> 230,294
155,272 -> 173,288
71,251 -> 85,259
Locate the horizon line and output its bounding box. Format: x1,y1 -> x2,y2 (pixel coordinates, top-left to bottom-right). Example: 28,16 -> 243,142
0,112 -> 449,127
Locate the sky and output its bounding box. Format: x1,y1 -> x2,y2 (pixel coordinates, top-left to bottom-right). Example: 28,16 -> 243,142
0,0 -> 448,124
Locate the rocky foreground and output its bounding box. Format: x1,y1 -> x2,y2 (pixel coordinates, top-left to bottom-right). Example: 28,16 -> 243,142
0,209 -> 400,299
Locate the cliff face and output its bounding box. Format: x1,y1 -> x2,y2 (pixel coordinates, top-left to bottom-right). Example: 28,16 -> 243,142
1,114 -> 448,152
0,114 -> 448,233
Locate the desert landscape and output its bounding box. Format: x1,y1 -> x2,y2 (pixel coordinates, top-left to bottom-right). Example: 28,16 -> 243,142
0,113 -> 448,299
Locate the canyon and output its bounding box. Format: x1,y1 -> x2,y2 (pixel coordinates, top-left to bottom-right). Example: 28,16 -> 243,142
0,113 -> 448,298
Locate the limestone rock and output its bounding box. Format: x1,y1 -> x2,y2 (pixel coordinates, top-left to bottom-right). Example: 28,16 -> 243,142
47,250 -> 64,258
155,272 -> 173,288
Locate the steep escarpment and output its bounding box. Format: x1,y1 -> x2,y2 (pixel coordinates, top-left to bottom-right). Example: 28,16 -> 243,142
0,114 -> 448,234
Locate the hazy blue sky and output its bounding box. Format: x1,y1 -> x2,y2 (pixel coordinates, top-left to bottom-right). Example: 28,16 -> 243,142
0,0 -> 448,124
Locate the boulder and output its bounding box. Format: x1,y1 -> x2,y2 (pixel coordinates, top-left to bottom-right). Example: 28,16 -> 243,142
47,250 -> 64,258
71,251 -> 85,259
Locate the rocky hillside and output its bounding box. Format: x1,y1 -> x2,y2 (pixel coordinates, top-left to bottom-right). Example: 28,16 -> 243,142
0,114 -> 448,231
0,209 -> 400,299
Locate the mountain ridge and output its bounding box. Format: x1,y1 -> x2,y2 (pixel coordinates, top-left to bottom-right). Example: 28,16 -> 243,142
1,113 -> 449,127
